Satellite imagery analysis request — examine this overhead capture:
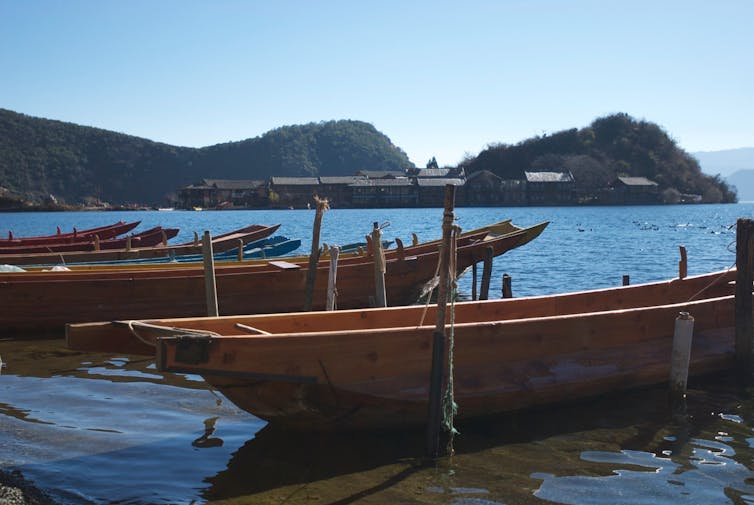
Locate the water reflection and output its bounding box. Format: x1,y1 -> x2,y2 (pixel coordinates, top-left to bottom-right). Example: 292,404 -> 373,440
532,383 -> 754,505
3,337 -> 754,504
534,441 -> 754,504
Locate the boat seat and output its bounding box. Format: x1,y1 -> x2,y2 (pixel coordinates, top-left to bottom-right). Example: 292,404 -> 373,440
268,260 -> 301,270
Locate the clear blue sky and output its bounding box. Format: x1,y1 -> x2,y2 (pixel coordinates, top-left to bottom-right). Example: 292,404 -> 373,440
1,0 -> 752,167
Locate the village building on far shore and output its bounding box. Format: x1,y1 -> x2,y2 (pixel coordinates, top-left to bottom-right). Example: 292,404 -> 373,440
177,169 -> 669,210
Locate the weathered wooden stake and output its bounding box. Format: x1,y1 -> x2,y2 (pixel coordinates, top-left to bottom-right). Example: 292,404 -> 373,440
669,311 -> 694,398
735,218 -> 754,378
427,184 -> 455,458
679,245 -> 687,279
372,222 -> 387,307
502,273 -> 512,298
622,275 -> 630,286
237,239 -> 244,262
303,197 -> 328,311
125,236 -> 132,251
479,246 -> 493,300
326,246 -> 340,311
94,235 -> 100,251
202,231 -> 219,317
471,262 -> 478,301
161,229 -> 168,247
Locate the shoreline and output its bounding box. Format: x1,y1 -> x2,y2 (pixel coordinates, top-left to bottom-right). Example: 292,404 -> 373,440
0,469 -> 58,505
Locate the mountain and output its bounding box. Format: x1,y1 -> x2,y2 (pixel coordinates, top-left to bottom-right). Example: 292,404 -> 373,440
0,109 -> 413,206
691,148 -> 754,202
692,148 -> 754,178
0,109 -> 738,208
460,113 -> 737,204
726,170 -> 754,202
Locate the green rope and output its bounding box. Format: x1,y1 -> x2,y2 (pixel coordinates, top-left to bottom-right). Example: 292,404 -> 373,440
442,226 -> 460,455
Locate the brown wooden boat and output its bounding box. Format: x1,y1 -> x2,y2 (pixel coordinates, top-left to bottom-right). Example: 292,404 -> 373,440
66,268 -> 742,430
0,223 -> 280,266
0,226 -> 179,254
18,218 -> 527,273
1,220 -> 140,245
1,222 -> 546,336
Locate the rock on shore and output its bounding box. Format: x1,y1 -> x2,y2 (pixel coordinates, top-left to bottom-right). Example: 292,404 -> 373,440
0,470 -> 57,505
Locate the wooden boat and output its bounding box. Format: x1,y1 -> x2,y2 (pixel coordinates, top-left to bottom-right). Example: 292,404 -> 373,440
16,219 -> 532,273
1,220 -> 140,245
66,268 -> 743,430
1,222 -> 545,336
0,226 -> 179,254
0,224 -> 280,266
52,236 -> 302,266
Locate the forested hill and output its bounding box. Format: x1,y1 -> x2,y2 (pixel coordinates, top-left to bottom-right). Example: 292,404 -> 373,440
0,109 -> 413,206
461,113 -> 737,203
0,109 -> 736,207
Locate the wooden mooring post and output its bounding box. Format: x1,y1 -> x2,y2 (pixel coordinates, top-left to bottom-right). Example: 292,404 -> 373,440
471,263 -> 478,301
303,197 -> 328,311
202,231 -> 219,317
735,218 -> 754,378
622,275 -> 630,286
372,222 -> 387,307
479,246 -> 493,301
326,246 -> 340,311
678,245 -> 688,279
502,273 -> 512,298
426,184 -> 455,458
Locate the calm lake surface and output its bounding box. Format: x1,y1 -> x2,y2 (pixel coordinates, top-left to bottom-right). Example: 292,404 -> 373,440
2,204 -> 754,504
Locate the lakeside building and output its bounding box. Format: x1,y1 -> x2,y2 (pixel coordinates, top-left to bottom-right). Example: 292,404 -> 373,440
178,179 -> 267,209
525,171 -> 576,205
177,170 -> 664,209
609,176 -> 661,205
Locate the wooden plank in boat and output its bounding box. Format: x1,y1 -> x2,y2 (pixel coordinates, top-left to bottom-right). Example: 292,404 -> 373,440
268,260 -> 301,270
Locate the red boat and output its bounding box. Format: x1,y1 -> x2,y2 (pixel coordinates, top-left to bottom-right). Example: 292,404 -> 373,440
0,223 -> 280,266
0,226 -> 179,254
1,221 -> 140,246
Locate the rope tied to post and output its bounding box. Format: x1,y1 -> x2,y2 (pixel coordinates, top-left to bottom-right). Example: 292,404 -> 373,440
443,224 -> 461,455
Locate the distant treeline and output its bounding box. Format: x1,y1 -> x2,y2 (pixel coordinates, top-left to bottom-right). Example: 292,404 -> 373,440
0,108 -> 736,208
461,113 -> 736,203
0,109 -> 412,207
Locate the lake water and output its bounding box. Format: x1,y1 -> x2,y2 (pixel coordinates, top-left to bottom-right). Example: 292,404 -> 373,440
2,204 -> 754,504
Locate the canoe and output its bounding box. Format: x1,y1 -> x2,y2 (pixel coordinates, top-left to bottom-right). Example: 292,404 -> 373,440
0,226 -> 179,254
1,220 -> 140,245
0,224 -> 280,266
5,221 -> 544,278
2,222 -> 545,336
49,236 -> 302,266
66,268 -> 742,430
16,219 -> 533,272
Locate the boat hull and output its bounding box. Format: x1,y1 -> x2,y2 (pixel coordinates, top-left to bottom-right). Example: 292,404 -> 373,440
66,268 -> 743,430
4,223 -> 542,336
156,294 -> 737,430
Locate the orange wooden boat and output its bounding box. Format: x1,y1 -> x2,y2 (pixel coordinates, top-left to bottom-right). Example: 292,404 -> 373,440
0,226 -> 179,254
66,268 -> 742,430
1,220 -> 140,245
0,223 -> 280,266
1,221 -> 546,336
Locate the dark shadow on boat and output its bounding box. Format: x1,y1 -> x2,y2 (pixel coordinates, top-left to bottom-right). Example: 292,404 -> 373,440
202,371 -> 752,502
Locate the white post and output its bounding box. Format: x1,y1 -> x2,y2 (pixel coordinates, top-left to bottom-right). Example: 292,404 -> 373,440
669,311 -> 694,397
